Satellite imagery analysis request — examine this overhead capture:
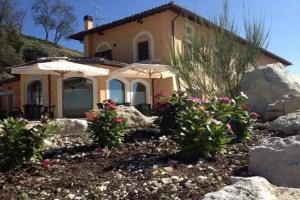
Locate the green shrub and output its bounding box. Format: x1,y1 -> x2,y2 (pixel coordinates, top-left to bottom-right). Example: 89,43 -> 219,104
154,91 -> 186,134
89,100 -> 126,148
175,99 -> 231,159
0,117 -> 57,171
208,93 -> 257,142
155,91 -> 258,159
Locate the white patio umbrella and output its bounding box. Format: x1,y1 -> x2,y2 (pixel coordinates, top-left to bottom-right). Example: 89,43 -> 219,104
12,60 -> 109,117
110,63 -> 174,79
110,63 -> 174,104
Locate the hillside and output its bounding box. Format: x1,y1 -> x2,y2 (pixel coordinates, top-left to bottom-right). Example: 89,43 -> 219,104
0,25 -> 82,82
21,35 -> 82,62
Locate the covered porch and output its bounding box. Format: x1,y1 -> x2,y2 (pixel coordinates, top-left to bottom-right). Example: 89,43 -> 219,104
9,59 -> 177,119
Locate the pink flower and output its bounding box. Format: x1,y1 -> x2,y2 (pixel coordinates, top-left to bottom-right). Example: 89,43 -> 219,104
250,112 -> 260,119
107,103 -> 117,110
226,123 -> 232,132
113,116 -> 122,124
219,96 -> 231,104
212,119 -> 222,125
40,159 -> 56,169
241,103 -> 249,111
199,98 -> 209,103
187,96 -> 208,104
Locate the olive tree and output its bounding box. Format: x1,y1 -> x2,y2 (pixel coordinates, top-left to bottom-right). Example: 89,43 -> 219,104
0,0 -> 26,31
32,0 -> 76,43
170,1 -> 269,98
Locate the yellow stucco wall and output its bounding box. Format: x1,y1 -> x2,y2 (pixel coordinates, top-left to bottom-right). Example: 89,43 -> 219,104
84,11 -> 173,64
83,10 -> 283,67
0,80 -> 21,111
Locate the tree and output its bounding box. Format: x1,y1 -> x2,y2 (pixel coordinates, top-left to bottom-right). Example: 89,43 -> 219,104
15,9 -> 27,33
170,0 -> 269,98
52,0 -> 76,44
31,0 -> 76,43
0,26 -> 24,69
0,0 -> 26,31
31,0 -> 55,41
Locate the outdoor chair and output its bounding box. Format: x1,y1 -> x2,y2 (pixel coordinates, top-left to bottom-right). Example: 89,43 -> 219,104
8,107 -> 23,118
23,104 -> 43,120
0,110 -> 7,119
135,103 -> 152,116
97,103 -> 104,109
42,106 -> 55,119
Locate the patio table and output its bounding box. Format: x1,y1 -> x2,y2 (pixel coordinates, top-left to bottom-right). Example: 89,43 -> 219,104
23,104 -> 43,120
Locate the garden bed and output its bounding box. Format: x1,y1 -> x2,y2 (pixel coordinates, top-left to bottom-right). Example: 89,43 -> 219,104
0,123 -> 273,200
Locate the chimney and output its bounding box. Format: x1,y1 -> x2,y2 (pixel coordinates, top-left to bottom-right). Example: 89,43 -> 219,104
84,15 -> 93,31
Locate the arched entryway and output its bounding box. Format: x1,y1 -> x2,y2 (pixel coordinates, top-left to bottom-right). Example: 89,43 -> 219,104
63,77 -> 93,118
27,80 -> 43,105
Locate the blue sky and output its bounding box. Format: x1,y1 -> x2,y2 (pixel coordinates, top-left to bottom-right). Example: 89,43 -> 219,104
19,0 -> 300,74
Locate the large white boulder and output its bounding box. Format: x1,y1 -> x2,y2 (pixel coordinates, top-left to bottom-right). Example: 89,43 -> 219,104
55,118 -> 88,134
249,135 -> 300,187
115,106 -> 156,129
269,111 -> 300,136
240,63 -> 300,121
202,176 -> 300,200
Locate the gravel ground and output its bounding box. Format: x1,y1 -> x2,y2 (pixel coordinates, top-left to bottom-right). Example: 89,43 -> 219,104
0,123 -> 274,200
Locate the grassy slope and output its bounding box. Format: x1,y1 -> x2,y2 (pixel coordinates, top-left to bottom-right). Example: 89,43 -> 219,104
21,35 -> 83,59
0,35 -> 83,81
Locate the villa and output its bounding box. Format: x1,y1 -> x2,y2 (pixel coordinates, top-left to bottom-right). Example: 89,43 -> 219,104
0,2 -> 291,119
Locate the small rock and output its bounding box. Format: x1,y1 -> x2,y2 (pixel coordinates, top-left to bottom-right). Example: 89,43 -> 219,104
163,167 -> 174,172
97,185 -> 107,192
207,166 -> 217,172
66,194 -> 75,199
115,173 -> 123,179
184,180 -> 194,189
161,178 -> 172,184
159,135 -> 168,141
150,181 -> 162,188
196,176 -> 208,184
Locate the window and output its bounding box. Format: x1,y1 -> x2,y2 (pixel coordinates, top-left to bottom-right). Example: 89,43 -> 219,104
132,82 -> 146,105
95,49 -> 112,60
64,77 -> 93,118
138,41 -> 149,61
27,80 -> 42,105
109,79 -> 125,103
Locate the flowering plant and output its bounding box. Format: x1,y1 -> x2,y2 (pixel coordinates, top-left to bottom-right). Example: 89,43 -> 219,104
154,91 -> 186,134
89,100 -> 126,148
0,117 -> 58,171
155,91 -> 258,159
174,99 -> 232,159
208,93 -> 258,142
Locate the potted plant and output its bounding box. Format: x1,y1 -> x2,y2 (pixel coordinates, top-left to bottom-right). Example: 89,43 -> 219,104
85,109 -> 97,121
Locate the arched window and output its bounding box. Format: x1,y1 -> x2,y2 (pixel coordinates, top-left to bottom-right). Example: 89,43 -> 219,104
95,42 -> 112,60
27,80 -> 42,105
133,31 -> 154,62
64,77 -> 93,117
109,79 -> 125,103
132,82 -> 146,105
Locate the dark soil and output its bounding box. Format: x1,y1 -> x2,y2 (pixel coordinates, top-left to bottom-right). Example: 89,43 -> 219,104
0,123 -> 274,200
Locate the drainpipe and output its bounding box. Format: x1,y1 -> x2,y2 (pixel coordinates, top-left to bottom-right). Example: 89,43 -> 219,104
171,13 -> 179,51
171,13 -> 181,91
